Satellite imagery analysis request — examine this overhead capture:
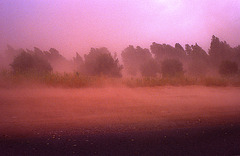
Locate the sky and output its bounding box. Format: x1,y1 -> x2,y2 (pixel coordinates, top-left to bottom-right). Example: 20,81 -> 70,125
1,0 -> 240,59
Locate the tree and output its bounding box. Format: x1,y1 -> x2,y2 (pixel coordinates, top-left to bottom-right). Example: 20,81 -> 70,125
219,60 -> 238,77
185,44 -> 192,56
190,43 -> 208,58
121,45 -> 152,76
84,47 -> 123,77
10,51 -> 52,73
150,42 -> 186,62
175,43 -> 184,52
233,45 -> 240,65
185,43 -> 209,76
140,59 -> 159,77
209,35 -> 234,65
161,59 -> 183,77
3,45 -> 23,68
73,52 -> 84,72
23,47 -> 72,72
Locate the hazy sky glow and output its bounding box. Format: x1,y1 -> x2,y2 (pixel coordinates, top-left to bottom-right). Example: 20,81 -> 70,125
1,0 -> 240,58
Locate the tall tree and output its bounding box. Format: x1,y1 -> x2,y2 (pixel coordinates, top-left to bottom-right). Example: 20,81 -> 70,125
161,59 -> 184,77
84,47 -> 123,77
209,35 -> 234,65
73,52 -> 84,72
150,42 -> 186,61
121,45 -> 152,76
185,43 -> 209,76
10,51 -> 52,73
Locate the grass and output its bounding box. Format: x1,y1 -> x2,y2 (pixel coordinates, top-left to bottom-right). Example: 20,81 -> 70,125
122,77 -> 197,87
200,77 -> 228,87
0,70 -> 239,88
0,71 -> 93,88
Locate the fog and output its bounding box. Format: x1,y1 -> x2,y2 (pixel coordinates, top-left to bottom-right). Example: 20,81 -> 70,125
1,86 -> 240,135
1,1 -> 240,155
1,0 -> 240,58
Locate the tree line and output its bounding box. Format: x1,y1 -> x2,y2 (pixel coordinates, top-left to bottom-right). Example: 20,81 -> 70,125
1,35 -> 240,78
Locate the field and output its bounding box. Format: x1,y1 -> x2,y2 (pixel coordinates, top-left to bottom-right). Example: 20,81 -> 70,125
0,86 -> 240,155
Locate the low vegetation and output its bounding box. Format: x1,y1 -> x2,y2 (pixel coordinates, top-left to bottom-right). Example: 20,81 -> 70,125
1,70 -> 240,88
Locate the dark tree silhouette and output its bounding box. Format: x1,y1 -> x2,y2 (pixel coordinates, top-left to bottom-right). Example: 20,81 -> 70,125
24,47 -> 72,72
73,52 -> 84,72
175,43 -> 185,52
219,60 -> 238,77
161,59 -> 183,77
150,42 -> 186,61
3,45 -> 23,68
190,43 -> 208,58
3,34 -> 240,78
84,47 -> 123,77
10,51 -> 52,73
185,44 -> 192,56
121,45 -> 152,76
209,35 -> 234,65
34,47 -> 44,57
185,43 -> 209,76
233,45 -> 240,65
140,59 -> 159,77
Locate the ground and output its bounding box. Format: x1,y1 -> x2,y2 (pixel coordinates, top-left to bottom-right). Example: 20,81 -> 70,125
0,86 -> 240,155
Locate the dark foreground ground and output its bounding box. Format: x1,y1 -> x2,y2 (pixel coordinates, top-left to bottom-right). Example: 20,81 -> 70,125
1,123 -> 240,156
0,87 -> 240,155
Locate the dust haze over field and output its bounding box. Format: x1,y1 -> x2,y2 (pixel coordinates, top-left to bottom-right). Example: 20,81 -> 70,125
1,1 -> 240,78
1,0 -> 240,57
1,86 -> 240,134
1,86 -> 240,155
1,0 -> 240,155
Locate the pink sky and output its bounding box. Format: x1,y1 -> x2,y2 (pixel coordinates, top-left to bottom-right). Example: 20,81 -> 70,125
0,0 -> 240,58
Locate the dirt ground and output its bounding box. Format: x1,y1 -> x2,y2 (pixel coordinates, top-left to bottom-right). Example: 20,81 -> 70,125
0,86 -> 240,155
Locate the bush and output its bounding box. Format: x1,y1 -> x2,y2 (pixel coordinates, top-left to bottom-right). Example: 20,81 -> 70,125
10,51 -> 52,73
219,60 -> 238,77
161,59 -> 183,77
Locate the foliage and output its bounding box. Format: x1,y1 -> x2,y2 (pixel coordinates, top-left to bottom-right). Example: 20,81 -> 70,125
150,42 -> 186,61
0,70 -> 122,88
84,47 -> 123,77
219,60 -> 238,77
121,45 -> 153,76
73,52 -> 84,71
161,59 -> 184,77
3,34 -> 240,80
187,60 -> 208,76
209,35 -> 234,65
10,51 -> 52,73
188,43 -> 208,58
185,43 -> 209,76
140,59 -> 159,77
